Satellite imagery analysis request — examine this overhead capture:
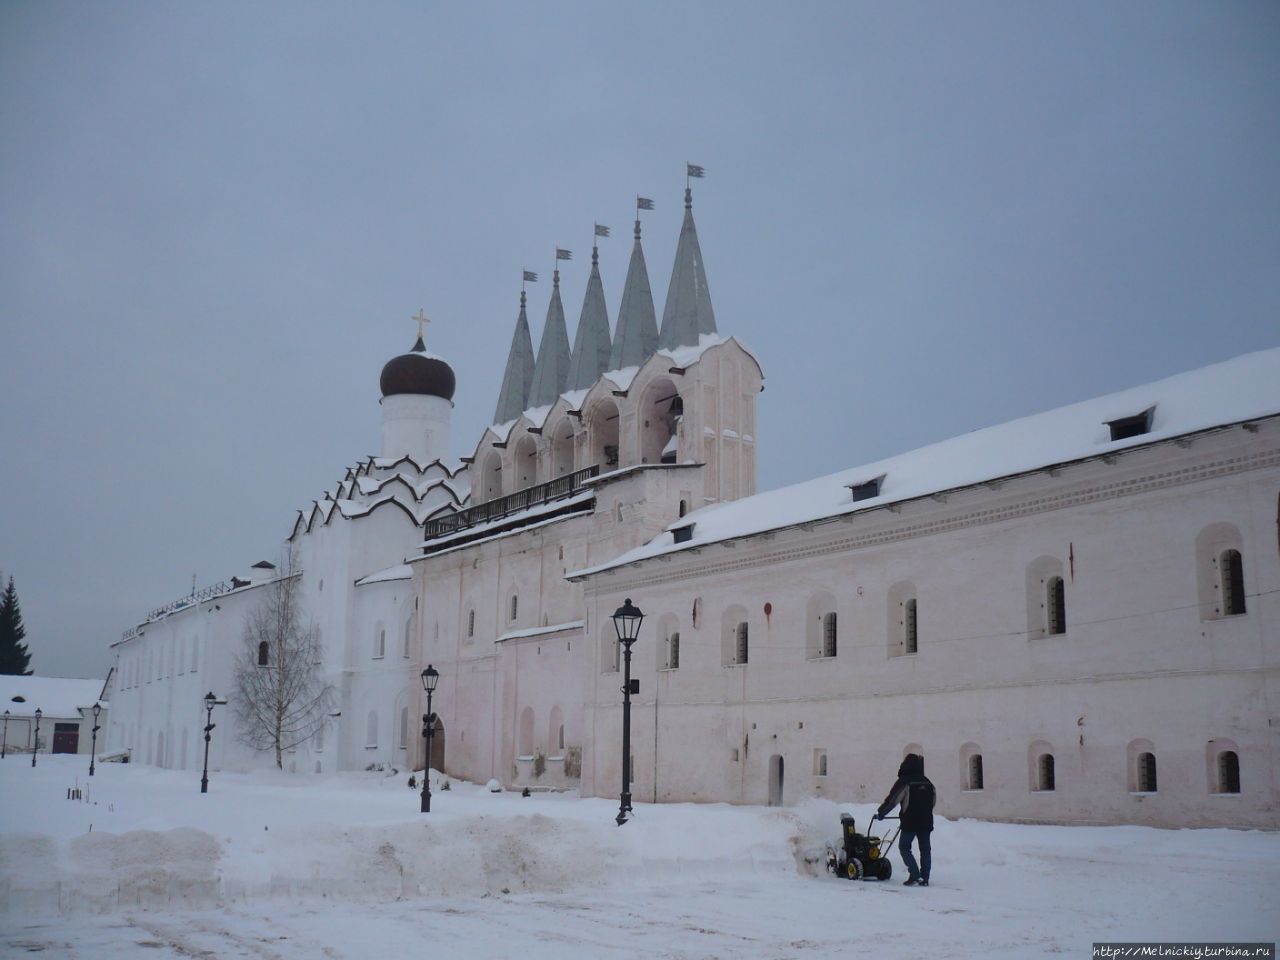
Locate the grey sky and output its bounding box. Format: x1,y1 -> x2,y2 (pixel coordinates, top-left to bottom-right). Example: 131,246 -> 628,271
2,2 -> 1277,679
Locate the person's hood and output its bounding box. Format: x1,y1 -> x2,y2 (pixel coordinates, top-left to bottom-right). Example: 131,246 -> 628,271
898,753 -> 924,778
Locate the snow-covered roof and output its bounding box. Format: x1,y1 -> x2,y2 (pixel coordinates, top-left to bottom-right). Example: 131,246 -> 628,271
1,676 -> 105,718
496,620 -> 585,643
355,564 -> 414,586
572,347 -> 1280,579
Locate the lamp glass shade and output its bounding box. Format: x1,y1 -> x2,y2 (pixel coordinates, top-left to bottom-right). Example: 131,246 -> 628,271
92,702 -> 101,719
421,665 -> 439,693
204,692 -> 217,710
34,708 -> 42,720
611,598 -> 645,644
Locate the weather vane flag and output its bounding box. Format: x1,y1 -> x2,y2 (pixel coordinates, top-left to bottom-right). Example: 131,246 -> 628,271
687,163 -> 705,180
556,248 -> 572,261
594,224 -> 610,238
636,196 -> 655,211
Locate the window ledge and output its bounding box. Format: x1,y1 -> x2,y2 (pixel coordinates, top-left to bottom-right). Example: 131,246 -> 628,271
1129,791 -> 1157,796
961,788 -> 984,794
516,754 -> 535,762
371,654 -> 385,660
1210,792 -> 1241,798
365,744 -> 378,750
808,654 -> 837,661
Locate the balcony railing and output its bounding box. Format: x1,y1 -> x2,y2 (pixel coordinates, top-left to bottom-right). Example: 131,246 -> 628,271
424,465 -> 600,540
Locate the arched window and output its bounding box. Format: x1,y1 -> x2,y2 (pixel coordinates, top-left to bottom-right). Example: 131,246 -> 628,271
314,724 -> 324,752
399,706 -> 408,749
1220,549 -> 1246,616
888,582 -> 918,657
969,754 -> 984,790
667,631 -> 680,670
1196,524 -> 1246,620
510,594 -> 519,622
365,711 -> 378,748
807,593 -> 838,659
721,605 -> 748,667
904,598 -> 918,655
588,399 -> 621,469
1137,752 -> 1157,792
1036,753 -> 1055,791
403,620 -> 412,658
374,625 -> 385,659
258,641 -> 270,666
558,724 -> 565,751
1217,750 -> 1240,794
467,609 -> 475,639
1046,577 -> 1066,635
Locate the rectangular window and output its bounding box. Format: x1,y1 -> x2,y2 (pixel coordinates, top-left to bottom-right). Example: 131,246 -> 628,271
736,622 -> 749,664
968,754 -> 984,790
1047,577 -> 1066,635
822,612 -> 838,658
668,632 -> 680,670
904,599 -> 918,654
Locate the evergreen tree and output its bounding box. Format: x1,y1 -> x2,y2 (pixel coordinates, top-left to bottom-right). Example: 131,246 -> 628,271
0,576 -> 33,675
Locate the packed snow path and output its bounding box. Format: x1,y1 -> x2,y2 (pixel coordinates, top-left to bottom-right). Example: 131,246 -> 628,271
2,757 -> 1276,958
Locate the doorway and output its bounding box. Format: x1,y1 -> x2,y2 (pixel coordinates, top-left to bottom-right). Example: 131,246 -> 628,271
768,754 -> 785,806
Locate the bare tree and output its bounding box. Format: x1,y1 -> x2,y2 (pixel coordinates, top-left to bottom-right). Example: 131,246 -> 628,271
233,573 -> 334,769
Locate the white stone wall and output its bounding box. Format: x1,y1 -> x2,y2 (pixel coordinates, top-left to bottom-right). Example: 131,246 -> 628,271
579,420 -> 1279,827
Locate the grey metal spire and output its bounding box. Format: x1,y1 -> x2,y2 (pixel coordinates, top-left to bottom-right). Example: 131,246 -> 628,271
659,187 -> 717,350
493,291 -> 535,424
528,269 -> 572,408
608,219 -> 658,371
566,244 -> 612,390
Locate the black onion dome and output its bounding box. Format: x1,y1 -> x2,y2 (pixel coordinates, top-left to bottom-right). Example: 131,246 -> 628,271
380,339 -> 456,400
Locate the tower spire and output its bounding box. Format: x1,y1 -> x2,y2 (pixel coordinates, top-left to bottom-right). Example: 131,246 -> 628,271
609,200 -> 658,371
528,259 -> 572,409
567,227 -> 613,391
493,288 -> 535,424
659,183 -> 717,351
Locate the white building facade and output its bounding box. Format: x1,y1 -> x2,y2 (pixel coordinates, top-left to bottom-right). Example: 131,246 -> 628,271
109,184 -> 1278,828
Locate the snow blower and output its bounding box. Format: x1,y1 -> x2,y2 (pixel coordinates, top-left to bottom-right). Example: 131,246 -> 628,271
826,813 -> 898,881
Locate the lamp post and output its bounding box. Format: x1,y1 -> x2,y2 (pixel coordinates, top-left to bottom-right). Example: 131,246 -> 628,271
89,702 -> 102,776
611,598 -> 644,826
420,665 -> 439,813
2,709 -> 9,759
200,691 -> 217,794
31,708 -> 43,768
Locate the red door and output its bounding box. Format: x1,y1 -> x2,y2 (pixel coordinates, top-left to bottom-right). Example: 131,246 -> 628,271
52,723 -> 79,754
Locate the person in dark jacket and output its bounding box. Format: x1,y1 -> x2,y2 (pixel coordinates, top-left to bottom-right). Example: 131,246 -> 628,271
876,753 -> 935,886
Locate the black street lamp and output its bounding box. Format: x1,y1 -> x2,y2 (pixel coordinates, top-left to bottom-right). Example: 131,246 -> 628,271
88,702 -> 102,776
31,708 -> 43,768
612,598 -> 644,826
200,692 -> 218,794
2,709 -> 9,759
420,665 -> 439,813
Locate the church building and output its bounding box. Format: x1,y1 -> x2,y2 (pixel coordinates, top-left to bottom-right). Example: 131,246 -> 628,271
107,182 -> 1278,828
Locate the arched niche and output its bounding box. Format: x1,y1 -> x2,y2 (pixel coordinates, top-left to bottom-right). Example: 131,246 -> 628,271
513,434 -> 539,490
588,399 -> 620,470
637,376 -> 682,465
479,449 -> 503,503
550,417 -> 576,478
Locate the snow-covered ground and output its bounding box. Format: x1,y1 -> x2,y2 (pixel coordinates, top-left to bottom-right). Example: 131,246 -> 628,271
2,756 -> 1275,958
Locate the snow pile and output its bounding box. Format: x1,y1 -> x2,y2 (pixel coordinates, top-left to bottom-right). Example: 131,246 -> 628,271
3,756 -> 1277,957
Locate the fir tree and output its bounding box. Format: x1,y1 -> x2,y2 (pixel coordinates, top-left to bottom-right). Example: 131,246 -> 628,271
0,576 -> 33,675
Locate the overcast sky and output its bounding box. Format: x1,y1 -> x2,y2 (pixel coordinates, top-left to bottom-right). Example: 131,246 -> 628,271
2,2 -> 1277,679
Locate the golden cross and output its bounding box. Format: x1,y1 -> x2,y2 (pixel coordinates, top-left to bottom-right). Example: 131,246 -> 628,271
411,307 -> 430,341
